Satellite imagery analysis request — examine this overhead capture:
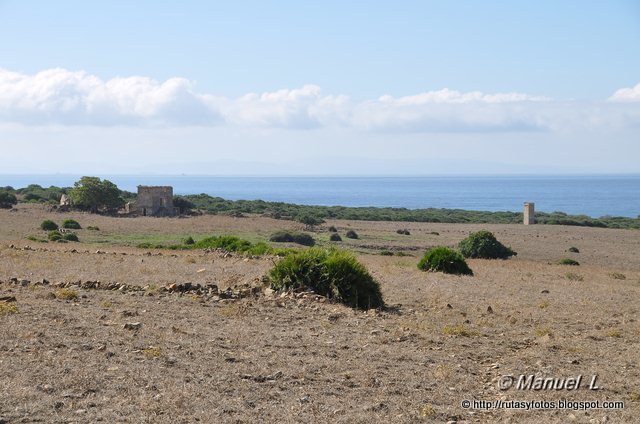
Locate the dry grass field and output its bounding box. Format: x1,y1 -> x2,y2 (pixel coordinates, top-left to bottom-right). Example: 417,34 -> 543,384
1,204 -> 639,423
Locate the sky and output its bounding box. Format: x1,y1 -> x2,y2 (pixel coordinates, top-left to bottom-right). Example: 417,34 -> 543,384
1,0 -> 639,175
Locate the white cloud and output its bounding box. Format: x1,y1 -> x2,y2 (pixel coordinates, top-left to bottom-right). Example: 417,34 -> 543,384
217,85 -> 350,129
0,68 -> 220,125
0,68 -> 637,133
608,82 -> 640,102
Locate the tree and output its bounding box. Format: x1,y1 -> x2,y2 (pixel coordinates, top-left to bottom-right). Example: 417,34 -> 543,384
0,190 -> 17,209
69,176 -> 124,213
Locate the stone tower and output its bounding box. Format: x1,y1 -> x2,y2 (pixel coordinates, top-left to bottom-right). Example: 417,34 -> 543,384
523,202 -> 535,225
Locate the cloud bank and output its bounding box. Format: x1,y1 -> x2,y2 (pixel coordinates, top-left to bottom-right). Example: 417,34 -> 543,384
608,83 -> 640,102
0,68 -> 638,132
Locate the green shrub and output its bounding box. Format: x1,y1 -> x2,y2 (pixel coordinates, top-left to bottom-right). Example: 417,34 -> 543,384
269,231 -> 315,246
345,230 -> 359,239
41,220 -> 58,231
194,235 -> 253,252
396,229 -> 410,235
47,231 -> 63,241
328,226 -> 338,233
418,247 -> 473,275
329,233 -> 342,242
558,258 -> 580,266
87,226 -> 100,231
61,219 -> 81,229
63,233 -> 79,242
568,246 -> 580,253
380,250 -> 394,256
0,190 -> 17,209
269,248 -> 384,309
184,236 -> 195,245
564,272 -> 583,281
458,230 -> 516,259
297,214 -> 325,227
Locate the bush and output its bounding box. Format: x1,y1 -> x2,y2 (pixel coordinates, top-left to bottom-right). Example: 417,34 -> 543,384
61,219 -> 81,229
297,214 -> 325,227
63,233 -> 79,242
184,236 -> 195,245
380,250 -> 393,256
41,220 -> 58,231
87,226 -> 100,231
345,230 -> 359,239
396,229 -> 410,235
269,248 -> 384,309
329,233 -> 342,242
458,230 -> 516,259
269,231 -> 315,246
568,246 -> 580,253
47,231 -> 62,241
558,258 -> 580,266
328,225 -> 338,233
418,247 -> 473,275
0,190 -> 17,209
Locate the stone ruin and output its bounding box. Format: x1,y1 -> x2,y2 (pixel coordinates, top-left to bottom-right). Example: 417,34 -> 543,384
125,186 -> 179,217
524,202 -> 535,225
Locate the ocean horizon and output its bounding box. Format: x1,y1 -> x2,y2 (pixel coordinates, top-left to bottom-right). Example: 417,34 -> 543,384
1,174 -> 639,219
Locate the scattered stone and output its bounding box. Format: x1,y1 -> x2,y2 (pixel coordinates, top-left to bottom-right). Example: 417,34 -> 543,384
541,289 -> 550,294
487,306 -> 493,314
123,322 -> 142,331
446,304 -> 453,309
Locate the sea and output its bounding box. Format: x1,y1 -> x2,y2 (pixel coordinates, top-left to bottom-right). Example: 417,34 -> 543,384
1,175 -> 639,218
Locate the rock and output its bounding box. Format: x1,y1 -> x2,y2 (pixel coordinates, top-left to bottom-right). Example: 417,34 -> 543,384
123,322 -> 142,331
446,303 -> 453,309
487,306 -> 493,314
0,296 -> 16,302
541,289 -> 550,294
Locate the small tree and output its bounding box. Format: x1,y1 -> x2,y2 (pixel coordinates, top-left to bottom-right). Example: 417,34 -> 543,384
69,177 -> 124,213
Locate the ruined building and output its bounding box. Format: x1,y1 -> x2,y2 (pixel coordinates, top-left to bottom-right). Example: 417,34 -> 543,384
125,186 -> 179,217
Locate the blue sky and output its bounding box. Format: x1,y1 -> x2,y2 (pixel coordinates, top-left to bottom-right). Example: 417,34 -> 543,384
1,0 -> 639,175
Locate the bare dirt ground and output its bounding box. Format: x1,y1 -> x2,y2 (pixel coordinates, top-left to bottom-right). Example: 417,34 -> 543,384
1,204 -> 639,423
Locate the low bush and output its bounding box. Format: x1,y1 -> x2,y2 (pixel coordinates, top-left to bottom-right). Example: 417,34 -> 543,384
609,272 -> 626,280
183,236 -> 195,245
564,272 -> 584,281
87,226 -> 100,231
269,231 -> 315,246
458,230 -> 516,259
0,190 -> 17,209
396,229 -> 410,235
61,219 -> 81,229
55,288 -> 78,300
345,230 -> 359,239
41,220 -> 58,231
328,226 -> 338,233
47,231 -> 63,241
63,233 -> 79,242
418,247 -> 473,275
380,250 -> 394,256
558,258 -> 580,266
269,248 -> 384,309
567,246 -> 580,253
329,233 -> 342,242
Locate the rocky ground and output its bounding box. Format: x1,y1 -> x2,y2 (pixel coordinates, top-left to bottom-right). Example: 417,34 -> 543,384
0,204 -> 639,423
